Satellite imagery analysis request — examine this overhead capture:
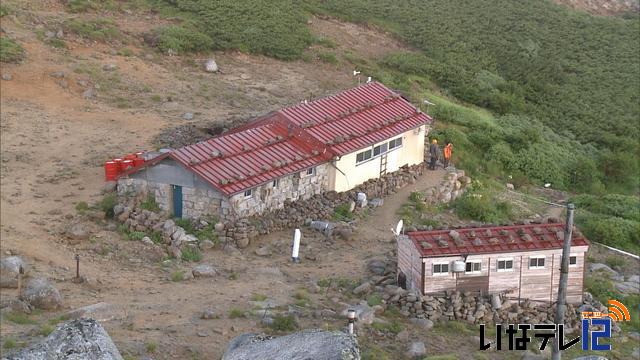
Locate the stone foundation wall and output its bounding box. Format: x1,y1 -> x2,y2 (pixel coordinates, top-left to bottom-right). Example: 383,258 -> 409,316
220,164 -> 427,248
228,164 -> 329,219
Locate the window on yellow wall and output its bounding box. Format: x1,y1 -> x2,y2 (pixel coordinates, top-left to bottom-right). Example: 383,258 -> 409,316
356,149 -> 372,164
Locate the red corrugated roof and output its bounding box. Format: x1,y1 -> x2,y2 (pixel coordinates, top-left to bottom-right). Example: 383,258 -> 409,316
125,82 -> 431,195
407,223 -> 589,258
168,113 -> 333,195
280,82 -> 432,155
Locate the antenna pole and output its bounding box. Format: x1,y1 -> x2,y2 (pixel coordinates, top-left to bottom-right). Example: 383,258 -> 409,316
552,203 -> 575,360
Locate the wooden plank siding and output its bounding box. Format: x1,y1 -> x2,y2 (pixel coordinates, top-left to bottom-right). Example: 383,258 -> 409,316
396,235 -> 423,292
419,246 -> 588,304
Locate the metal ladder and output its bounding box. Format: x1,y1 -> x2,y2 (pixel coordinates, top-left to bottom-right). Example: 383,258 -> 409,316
380,153 -> 388,177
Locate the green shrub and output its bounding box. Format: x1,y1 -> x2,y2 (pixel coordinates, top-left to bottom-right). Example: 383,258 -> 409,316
0,38 -> 24,63
0,4 -> 12,17
174,218 -> 195,233
314,36 -> 337,48
371,320 -> 403,334
99,194 -> 116,218
576,213 -> 639,254
228,308 -> 245,319
153,25 -> 213,54
584,276 -> 617,305
38,324 -> 55,336
452,192 -> 512,223
67,0 -> 97,13
152,0 -> 314,60
140,195 -> 160,212
117,48 -> 134,57
145,341 -> 157,353
251,293 -> 268,301
318,51 -> 338,64
5,312 -> 37,325
367,294 -> 383,306
129,231 -> 146,241
3,338 -> 17,349
65,19 -> 121,42
170,270 -> 185,282
181,247 -> 202,262
269,315 -> 297,332
150,231 -> 163,245
333,203 -> 354,221
75,201 -> 89,214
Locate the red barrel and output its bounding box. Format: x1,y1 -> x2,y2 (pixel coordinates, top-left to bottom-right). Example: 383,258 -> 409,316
133,157 -> 145,167
121,159 -> 134,171
105,161 -> 119,181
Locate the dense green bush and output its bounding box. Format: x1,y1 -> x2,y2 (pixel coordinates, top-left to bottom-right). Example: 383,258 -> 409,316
0,38 -> 24,63
153,25 -> 213,54
65,19 -> 121,42
452,192 -> 512,223
152,0 -> 313,59
573,194 -> 640,221
576,211 -> 639,253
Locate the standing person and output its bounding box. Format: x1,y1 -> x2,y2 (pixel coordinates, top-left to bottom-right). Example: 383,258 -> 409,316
443,142 -> 453,168
429,139 -> 438,170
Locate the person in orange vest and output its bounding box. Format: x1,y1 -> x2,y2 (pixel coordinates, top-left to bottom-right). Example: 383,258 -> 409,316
443,142 -> 453,168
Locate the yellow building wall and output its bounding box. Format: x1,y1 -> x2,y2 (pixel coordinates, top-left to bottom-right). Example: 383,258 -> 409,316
328,125 -> 427,193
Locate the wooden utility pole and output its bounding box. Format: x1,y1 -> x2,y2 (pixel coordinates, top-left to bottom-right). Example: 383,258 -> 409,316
552,203 -> 575,360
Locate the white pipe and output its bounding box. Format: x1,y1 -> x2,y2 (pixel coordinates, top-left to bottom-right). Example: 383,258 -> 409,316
292,228 -> 301,263
594,242 -> 639,260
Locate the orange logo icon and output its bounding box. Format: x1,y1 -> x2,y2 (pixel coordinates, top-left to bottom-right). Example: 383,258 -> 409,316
607,300 -> 631,322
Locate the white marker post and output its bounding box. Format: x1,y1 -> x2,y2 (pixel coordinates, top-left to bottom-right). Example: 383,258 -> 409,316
292,228 -> 301,263
347,309 -> 356,335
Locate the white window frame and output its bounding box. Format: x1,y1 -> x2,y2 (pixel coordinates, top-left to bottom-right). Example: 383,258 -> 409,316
356,149 -> 373,165
243,188 -> 254,199
497,258 -> 514,272
465,260 -> 482,274
388,137 -> 403,150
529,256 -> 546,269
373,142 -> 388,157
305,167 -> 315,176
569,255 -> 577,267
432,262 -> 449,276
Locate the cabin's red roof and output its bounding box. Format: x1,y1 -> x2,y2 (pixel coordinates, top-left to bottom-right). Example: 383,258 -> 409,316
407,223 -> 589,258
280,82 -> 431,155
124,82 -> 431,195
168,113 -> 333,195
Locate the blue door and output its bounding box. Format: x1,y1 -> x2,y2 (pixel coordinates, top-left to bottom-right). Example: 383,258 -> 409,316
172,185 -> 183,218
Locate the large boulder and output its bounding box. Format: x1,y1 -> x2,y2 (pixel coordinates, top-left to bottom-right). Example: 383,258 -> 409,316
0,256 -> 29,288
2,318 -> 123,360
22,277 -> 62,310
222,329 -> 359,360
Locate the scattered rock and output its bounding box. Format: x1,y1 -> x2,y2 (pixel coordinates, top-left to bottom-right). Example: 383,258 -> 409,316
506,183 -> 515,190
588,263 -> 618,277
2,73 -> 13,81
352,282 -> 371,296
3,318 -> 123,360
1,256 -> 29,288
201,310 -> 216,319
410,318 -> 433,330
192,264 -> 217,278
369,198 -> 384,208
367,259 -> 386,275
222,329 -> 359,360
102,64 -> 117,71
141,236 -> 154,245
82,87 -> 96,99
22,277 -> 62,310
204,59 -> 219,73
199,240 -> 215,250
49,71 -> 65,78
3,299 -> 33,314
406,341 -> 426,359
66,222 -> 91,240
255,246 -> 271,257
182,112 -> 194,120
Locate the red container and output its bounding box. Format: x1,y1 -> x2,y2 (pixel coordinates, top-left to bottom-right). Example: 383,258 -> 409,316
113,158 -> 123,167
133,157 -> 145,167
105,161 -> 119,181
124,153 -> 137,161
121,159 -> 134,171
135,151 -> 144,158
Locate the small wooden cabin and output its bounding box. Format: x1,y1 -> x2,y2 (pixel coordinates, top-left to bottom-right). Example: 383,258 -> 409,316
397,222 -> 590,304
